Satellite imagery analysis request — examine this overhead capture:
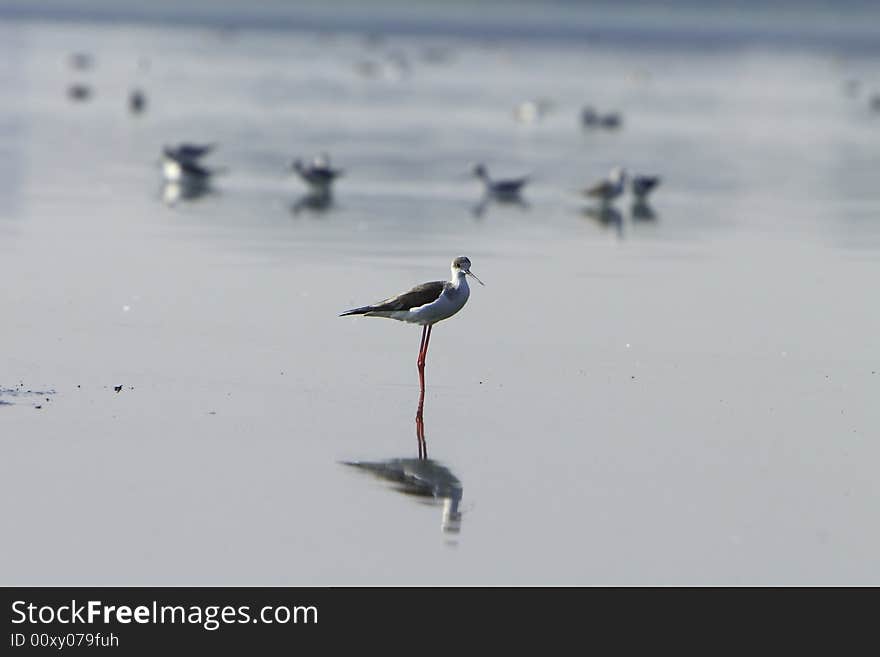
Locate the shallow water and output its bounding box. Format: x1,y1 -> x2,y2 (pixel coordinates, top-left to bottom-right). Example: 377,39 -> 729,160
1,4 -> 880,585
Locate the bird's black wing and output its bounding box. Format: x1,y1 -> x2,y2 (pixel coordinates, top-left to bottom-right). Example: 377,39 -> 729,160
177,143 -> 215,160
340,281 -> 445,316
494,178 -> 528,194
585,180 -> 613,197
633,176 -> 660,194
373,281 -> 445,311
308,167 -> 343,184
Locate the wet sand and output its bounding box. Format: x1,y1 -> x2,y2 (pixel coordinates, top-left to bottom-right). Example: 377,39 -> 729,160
1,9 -> 879,584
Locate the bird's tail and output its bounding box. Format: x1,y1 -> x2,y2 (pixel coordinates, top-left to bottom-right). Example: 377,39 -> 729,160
339,305 -> 373,317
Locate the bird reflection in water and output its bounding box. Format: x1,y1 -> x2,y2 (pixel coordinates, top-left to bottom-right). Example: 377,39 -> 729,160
343,396 -> 464,535
630,174 -> 660,222
472,194 -> 530,219
471,163 -> 530,219
581,204 -> 624,239
630,199 -> 657,222
161,179 -> 216,207
290,188 -> 334,217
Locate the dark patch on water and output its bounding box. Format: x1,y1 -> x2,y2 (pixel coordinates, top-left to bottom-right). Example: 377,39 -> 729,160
0,385 -> 57,406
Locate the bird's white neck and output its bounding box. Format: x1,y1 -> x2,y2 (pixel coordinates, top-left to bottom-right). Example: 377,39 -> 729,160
163,159 -> 182,181
450,268 -> 468,289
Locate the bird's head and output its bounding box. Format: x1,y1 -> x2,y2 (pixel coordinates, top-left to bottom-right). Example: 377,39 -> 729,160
452,256 -> 484,286
471,163 -> 488,180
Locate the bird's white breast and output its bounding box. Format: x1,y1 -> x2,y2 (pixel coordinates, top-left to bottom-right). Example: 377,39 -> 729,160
399,280 -> 470,325
163,159 -> 182,181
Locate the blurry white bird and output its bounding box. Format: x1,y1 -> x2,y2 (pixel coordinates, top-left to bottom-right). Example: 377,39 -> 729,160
513,98 -> 554,124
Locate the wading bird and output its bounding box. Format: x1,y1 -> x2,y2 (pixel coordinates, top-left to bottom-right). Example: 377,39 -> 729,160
160,156 -> 220,184
160,143 -> 224,184
339,256 -> 483,393
291,154 -> 343,191
582,166 -> 627,205
472,163 -> 529,199
581,106 -> 623,129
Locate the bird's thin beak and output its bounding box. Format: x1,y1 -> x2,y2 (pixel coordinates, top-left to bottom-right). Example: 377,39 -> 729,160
467,270 -> 485,286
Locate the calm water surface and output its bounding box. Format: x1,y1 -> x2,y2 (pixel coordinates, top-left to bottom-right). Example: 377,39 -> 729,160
1,5 -> 879,584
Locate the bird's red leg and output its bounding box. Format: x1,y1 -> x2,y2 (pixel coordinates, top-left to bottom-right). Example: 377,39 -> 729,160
417,325 -> 427,397
415,328 -> 427,457
417,325 -> 433,392
416,390 -> 427,459
417,324 -> 427,367
423,325 -> 433,363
